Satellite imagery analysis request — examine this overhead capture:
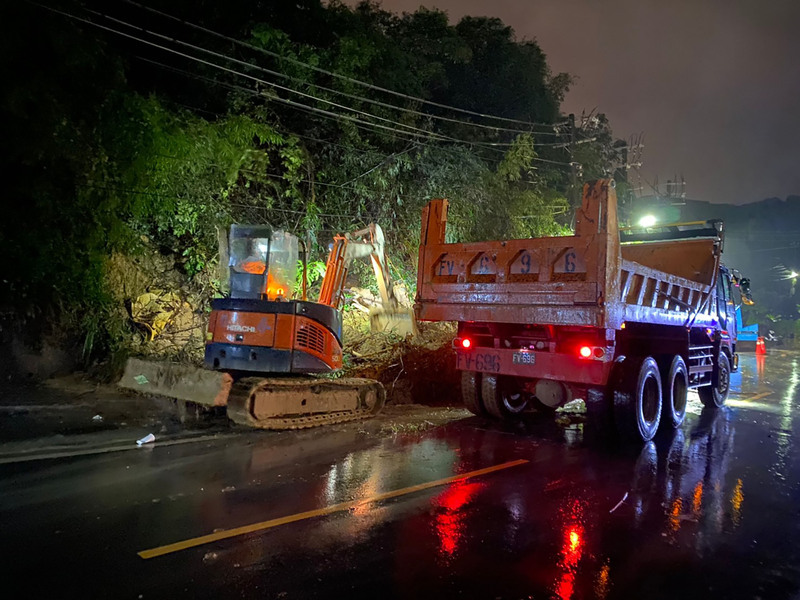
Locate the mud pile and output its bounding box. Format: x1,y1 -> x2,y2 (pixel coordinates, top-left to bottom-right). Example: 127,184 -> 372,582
342,311 -> 460,406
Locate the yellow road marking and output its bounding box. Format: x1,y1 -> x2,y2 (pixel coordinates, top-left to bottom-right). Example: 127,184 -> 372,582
138,458 -> 529,560
731,391 -> 773,402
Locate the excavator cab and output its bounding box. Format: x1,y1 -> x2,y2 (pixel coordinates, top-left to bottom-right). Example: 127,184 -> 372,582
205,225 -> 343,375
228,225 -> 297,301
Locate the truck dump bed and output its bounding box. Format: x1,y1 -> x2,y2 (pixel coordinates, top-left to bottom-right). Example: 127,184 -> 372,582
416,180 -> 722,330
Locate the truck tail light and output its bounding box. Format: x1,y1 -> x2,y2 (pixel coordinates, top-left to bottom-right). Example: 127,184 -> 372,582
578,345 -> 607,360
453,337 -> 473,350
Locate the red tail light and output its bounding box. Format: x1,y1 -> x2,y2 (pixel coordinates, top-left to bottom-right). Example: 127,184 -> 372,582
461,338 -> 472,349
579,346 -> 592,358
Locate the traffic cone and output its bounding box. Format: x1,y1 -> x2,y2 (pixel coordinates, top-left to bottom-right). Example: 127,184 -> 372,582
756,336 -> 766,355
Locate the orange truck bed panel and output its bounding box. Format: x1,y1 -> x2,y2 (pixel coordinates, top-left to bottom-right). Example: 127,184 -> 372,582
415,180 -> 721,330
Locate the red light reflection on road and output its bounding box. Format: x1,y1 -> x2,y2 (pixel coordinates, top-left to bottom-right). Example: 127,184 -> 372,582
433,481 -> 483,558
553,500 -> 586,600
568,527 -> 581,554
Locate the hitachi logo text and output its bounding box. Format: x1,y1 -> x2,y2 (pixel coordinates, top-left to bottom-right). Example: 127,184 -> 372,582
227,324 -> 256,333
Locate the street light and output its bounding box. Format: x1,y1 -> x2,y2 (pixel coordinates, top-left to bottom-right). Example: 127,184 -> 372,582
638,215 -> 657,228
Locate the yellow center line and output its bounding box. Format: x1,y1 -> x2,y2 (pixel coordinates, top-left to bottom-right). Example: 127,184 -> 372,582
138,458 -> 529,560
733,391 -> 773,402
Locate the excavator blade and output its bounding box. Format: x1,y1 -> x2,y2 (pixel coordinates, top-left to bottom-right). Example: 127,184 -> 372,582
369,306 -> 419,337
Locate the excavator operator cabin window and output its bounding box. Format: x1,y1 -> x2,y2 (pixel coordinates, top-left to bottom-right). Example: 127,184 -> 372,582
231,238 -> 269,275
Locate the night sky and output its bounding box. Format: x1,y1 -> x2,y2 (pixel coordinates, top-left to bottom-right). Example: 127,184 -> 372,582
374,0 -> 800,205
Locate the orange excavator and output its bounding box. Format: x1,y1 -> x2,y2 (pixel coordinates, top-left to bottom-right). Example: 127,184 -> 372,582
201,223 -> 415,429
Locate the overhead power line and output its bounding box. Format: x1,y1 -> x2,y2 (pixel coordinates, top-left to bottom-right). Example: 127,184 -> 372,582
136,56 -> 519,170
31,1 -> 576,165
123,13 -> 559,138
84,8 -> 518,153
122,0 -> 568,131
84,9 -> 459,145
137,56 -> 580,178
49,6 -> 451,146
49,4 -> 574,165
135,56 -> 432,153
104,10 -> 573,149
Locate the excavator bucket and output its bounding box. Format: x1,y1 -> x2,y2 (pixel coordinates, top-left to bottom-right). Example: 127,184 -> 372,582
365,245 -> 418,337
369,305 -> 419,337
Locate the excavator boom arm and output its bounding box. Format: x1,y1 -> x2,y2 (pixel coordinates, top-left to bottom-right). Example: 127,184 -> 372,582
318,223 -> 395,309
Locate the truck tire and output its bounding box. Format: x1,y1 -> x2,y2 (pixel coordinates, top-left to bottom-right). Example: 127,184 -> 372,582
482,375 -> 529,419
698,352 -> 730,408
613,356 -> 662,442
660,355 -> 688,429
461,371 -> 486,416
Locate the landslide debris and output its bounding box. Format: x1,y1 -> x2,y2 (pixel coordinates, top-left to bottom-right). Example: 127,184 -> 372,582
341,310 -> 459,406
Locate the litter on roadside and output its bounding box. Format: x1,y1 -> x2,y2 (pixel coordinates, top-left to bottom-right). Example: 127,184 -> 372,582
609,491 -> 629,513
136,433 -> 156,446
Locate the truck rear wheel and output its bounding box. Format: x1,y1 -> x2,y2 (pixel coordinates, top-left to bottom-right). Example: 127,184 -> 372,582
482,375 -> 529,419
461,371 -> 486,416
613,356 -> 662,442
660,355 -> 688,429
698,352 -> 730,408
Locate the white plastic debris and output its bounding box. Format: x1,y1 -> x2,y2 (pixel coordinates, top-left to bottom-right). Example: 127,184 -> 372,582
136,433 -> 156,446
609,491 -> 629,513
92,414 -> 103,422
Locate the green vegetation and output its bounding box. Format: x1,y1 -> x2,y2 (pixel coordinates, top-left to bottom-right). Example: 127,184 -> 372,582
1,0 -> 627,364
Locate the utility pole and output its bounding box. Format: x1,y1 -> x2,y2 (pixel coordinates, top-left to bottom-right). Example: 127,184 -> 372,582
569,113 -> 578,208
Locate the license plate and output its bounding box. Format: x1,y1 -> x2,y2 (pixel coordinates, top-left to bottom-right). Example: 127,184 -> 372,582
512,352 -> 536,365
456,352 -> 501,372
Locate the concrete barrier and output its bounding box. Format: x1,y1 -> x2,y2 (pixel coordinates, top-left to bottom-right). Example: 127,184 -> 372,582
118,358 -> 232,407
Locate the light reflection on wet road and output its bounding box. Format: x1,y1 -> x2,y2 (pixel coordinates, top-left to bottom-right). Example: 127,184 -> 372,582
0,352 -> 799,599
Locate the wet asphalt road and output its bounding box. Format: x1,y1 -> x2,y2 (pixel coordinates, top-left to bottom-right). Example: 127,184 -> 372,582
1,352 -> 799,599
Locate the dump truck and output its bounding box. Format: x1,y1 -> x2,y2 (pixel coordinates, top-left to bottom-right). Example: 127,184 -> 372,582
415,179 -> 748,442
120,223 -> 416,429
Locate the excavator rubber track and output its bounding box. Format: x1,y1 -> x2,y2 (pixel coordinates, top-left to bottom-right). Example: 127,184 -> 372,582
226,377 -> 386,430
